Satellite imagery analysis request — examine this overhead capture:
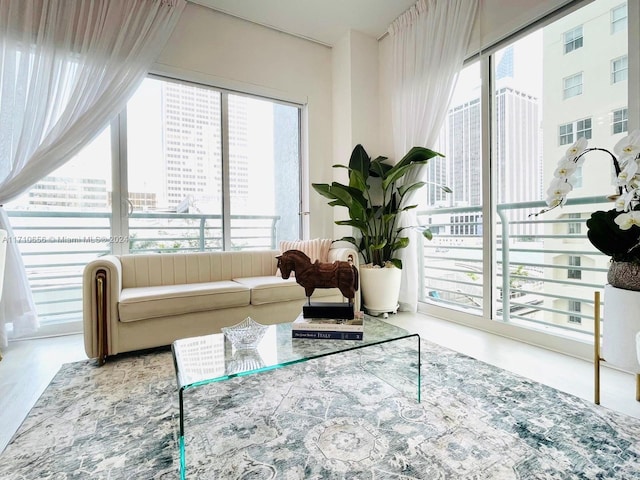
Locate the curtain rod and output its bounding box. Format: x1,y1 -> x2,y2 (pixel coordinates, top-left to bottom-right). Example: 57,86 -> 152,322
379,0 -> 590,61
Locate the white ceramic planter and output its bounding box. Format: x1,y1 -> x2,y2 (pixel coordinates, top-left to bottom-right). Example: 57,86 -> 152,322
359,266 -> 402,317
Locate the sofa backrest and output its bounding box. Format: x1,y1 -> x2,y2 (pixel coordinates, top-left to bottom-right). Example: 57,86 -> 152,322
119,250 -> 281,288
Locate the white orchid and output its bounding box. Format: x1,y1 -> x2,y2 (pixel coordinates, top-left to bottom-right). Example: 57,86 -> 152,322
545,196 -> 566,209
614,211 -> 640,230
547,177 -> 572,196
541,131 -> 640,213
615,189 -> 637,211
534,130 -> 640,249
617,160 -> 638,186
545,178 -> 572,208
553,157 -> 578,180
533,129 -> 640,262
566,137 -> 588,158
614,130 -> 640,160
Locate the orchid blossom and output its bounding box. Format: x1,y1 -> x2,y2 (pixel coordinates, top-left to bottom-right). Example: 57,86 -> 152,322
614,130 -> 640,160
614,211 -> 640,230
533,130 -> 640,222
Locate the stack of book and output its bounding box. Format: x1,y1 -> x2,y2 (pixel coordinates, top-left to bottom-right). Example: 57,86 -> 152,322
291,311 -> 364,340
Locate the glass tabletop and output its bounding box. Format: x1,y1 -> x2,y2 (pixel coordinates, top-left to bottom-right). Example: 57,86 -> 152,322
172,316 -> 413,390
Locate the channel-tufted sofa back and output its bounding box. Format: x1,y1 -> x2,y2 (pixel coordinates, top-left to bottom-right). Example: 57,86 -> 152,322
118,250 -> 281,288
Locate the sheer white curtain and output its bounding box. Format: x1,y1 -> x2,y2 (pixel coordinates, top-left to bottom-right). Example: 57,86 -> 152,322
0,0 -> 186,347
388,0 -> 478,312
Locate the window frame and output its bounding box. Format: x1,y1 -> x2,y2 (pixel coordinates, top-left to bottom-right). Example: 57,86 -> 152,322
576,117 -> 592,139
568,300 -> 582,324
611,3 -> 628,34
119,74 -> 305,252
612,107 -> 628,133
567,213 -> 582,234
563,25 -> 584,53
559,122 -> 574,145
611,55 -> 628,83
563,72 -> 583,99
567,255 -> 582,280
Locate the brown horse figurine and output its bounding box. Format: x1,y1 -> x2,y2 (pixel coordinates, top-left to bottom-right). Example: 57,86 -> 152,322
276,249 -> 358,303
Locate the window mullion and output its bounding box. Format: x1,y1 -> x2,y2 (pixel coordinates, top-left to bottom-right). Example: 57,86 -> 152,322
481,53 -> 494,321
221,93 -> 231,250
628,0 -> 640,130
111,112 -> 129,256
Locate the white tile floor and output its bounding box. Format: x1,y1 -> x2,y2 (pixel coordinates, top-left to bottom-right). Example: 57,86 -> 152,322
1,311 -> 639,455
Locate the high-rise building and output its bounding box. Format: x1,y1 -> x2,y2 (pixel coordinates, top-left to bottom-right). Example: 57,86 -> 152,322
159,83 -> 253,213
161,82 -> 222,211
434,46 -> 541,238
27,176 -> 108,210
541,0 -> 627,329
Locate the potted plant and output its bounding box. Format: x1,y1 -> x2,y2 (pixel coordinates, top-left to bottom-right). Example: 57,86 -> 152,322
312,144 -> 448,314
535,130 -> 640,290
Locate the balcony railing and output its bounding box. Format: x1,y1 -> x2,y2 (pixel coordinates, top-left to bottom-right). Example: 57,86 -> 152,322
7,196 -> 611,341
417,195 -> 611,341
6,210 -> 280,329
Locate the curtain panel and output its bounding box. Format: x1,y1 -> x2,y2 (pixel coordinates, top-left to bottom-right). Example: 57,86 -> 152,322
388,0 -> 478,312
0,0 -> 186,347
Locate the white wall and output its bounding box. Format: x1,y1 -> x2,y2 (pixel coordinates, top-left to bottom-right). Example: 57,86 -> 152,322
153,2 -> 335,238
331,30 -> 380,239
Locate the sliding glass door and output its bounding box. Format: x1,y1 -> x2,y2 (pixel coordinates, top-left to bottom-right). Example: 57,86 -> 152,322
419,0 -> 631,344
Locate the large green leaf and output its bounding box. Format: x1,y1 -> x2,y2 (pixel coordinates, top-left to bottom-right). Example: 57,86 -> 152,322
392,237 -> 410,250
312,182 -> 367,216
396,146 -> 443,169
369,158 -> 392,179
389,258 -> 402,269
398,181 -> 426,198
382,162 -> 428,191
336,219 -> 369,234
348,144 -> 371,185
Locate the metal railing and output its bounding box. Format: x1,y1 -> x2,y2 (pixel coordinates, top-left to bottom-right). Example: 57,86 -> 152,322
6,210 -> 280,327
7,196 -> 612,341
417,195 -> 612,340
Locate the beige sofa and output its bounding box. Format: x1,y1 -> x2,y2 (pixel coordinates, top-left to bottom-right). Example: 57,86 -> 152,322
82,246 -> 358,361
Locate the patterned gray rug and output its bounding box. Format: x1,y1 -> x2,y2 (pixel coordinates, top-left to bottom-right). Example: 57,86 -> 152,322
1,337 -> 640,479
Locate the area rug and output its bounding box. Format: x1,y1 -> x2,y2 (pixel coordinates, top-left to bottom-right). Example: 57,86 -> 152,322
1,337 -> 640,479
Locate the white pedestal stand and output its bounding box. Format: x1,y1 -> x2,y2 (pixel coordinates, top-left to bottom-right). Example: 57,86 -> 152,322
594,285 -> 640,403
0,229 -> 6,361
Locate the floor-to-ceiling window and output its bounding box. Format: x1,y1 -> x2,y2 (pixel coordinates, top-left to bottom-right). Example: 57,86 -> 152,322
418,62 -> 484,315
5,75 -> 303,338
418,0 -> 632,345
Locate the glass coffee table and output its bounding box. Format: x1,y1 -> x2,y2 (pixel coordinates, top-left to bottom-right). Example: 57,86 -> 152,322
171,317 -> 421,479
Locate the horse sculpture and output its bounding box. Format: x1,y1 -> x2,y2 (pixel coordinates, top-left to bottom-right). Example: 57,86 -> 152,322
276,249 -> 359,304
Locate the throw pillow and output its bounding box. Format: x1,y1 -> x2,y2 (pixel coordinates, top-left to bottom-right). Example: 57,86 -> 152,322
277,238 -> 333,277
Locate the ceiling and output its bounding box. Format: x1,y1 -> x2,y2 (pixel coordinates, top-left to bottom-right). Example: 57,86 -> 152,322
188,0 -> 418,47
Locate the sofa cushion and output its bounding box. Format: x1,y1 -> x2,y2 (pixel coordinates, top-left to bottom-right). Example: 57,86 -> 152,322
233,276 -> 339,305
118,281 -> 250,323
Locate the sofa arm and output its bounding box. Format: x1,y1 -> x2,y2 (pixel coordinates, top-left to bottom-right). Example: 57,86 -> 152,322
82,255 -> 122,363
328,245 -> 359,267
